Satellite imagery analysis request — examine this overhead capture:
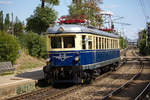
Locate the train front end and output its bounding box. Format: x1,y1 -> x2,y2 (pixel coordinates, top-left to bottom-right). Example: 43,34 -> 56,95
43,25 -> 84,84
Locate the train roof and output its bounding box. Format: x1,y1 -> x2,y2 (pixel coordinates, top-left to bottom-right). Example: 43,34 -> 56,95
46,24 -> 119,38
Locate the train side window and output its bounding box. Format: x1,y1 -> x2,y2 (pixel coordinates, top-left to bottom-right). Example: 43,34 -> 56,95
116,40 -> 118,49
88,36 -> 92,49
112,40 -> 113,49
113,40 -> 114,49
107,39 -> 109,49
107,38 -> 108,49
99,37 -> 101,49
115,40 -> 116,48
111,39 -> 113,49
82,35 -> 86,49
93,36 -> 96,49
63,36 -> 75,48
102,38 -> 104,49
51,37 -> 62,48
96,37 -> 98,49
104,38 -> 106,49
88,41 -> 92,49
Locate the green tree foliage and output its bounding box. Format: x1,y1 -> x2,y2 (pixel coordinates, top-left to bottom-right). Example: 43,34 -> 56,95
25,32 -> 46,58
0,11 -> 4,31
0,32 -> 20,64
119,37 -> 127,49
4,13 -> 10,31
68,0 -> 103,27
26,6 -> 57,34
13,17 -> 24,36
138,29 -> 150,55
41,0 -> 59,8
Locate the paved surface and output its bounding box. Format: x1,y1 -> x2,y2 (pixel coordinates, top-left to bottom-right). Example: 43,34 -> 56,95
0,67 -> 43,85
0,67 -> 44,100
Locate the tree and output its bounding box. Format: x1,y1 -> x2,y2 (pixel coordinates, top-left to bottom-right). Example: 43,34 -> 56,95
119,37 -> 127,49
0,32 -> 20,64
138,29 -> 150,55
68,0 -> 103,27
13,17 -> 24,36
0,11 -> 4,31
4,13 -> 10,32
41,0 -> 59,8
26,6 -> 57,34
25,32 -> 46,58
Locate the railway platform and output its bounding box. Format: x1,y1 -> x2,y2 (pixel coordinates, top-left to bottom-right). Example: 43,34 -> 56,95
0,67 -> 44,100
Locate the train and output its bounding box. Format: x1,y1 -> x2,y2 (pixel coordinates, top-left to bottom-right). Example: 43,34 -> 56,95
43,24 -> 120,84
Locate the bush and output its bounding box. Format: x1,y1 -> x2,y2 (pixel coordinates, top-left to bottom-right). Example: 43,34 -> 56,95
0,32 -> 20,64
25,32 -> 47,58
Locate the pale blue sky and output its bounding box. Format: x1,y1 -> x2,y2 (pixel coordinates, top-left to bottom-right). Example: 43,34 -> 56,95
0,0 -> 150,40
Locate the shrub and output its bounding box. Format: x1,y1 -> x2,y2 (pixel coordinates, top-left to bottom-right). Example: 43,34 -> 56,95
0,32 -> 20,64
25,32 -> 47,58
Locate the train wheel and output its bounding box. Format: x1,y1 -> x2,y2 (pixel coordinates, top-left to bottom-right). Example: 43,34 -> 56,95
112,64 -> 116,71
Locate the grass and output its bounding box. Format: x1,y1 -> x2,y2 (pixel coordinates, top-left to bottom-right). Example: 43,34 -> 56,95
14,49 -> 46,73
0,49 -> 46,76
0,71 -> 14,76
18,61 -> 44,71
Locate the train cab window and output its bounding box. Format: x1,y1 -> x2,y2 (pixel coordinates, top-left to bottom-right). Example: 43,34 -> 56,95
64,36 -> 75,48
51,37 -> 62,48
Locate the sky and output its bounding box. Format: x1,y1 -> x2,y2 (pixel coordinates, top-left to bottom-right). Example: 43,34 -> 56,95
0,0 -> 150,41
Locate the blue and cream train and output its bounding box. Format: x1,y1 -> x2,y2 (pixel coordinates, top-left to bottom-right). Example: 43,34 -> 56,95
43,24 -> 120,84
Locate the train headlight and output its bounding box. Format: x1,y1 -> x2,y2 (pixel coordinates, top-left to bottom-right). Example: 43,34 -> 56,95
46,58 -> 51,65
75,53 -> 79,62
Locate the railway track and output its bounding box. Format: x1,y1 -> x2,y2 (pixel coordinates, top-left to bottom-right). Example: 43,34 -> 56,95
7,49 -> 141,100
101,61 -> 144,100
100,49 -> 146,100
135,82 -> 150,100
7,61 -> 126,100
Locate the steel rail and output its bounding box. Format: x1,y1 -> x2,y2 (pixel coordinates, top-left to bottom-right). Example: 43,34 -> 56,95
101,63 -> 143,100
134,82 -> 150,100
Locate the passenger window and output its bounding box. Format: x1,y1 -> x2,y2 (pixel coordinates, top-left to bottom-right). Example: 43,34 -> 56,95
102,38 -> 104,49
96,37 -> 98,49
51,37 -> 62,48
99,37 -> 101,49
107,39 -> 109,49
88,41 -> 92,49
64,36 -> 75,48
104,38 -> 106,49
82,35 -> 86,49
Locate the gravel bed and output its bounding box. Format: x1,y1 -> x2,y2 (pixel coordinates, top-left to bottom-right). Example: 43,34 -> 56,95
57,49 -> 139,100
58,62 -> 139,100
